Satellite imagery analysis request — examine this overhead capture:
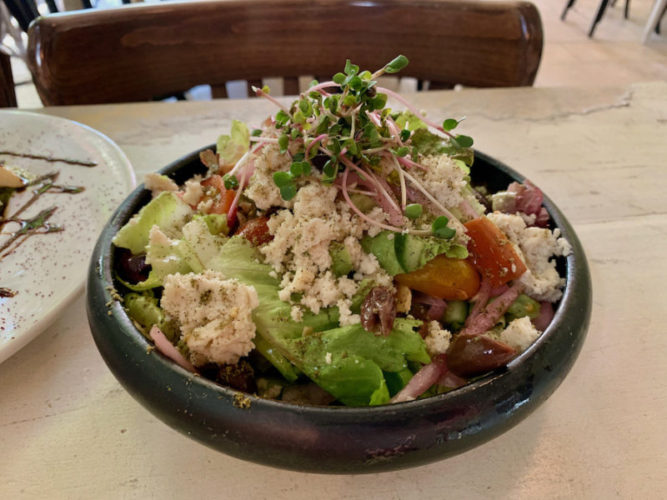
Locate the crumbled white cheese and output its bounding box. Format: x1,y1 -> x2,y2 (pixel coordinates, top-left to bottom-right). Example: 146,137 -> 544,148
337,299 -> 360,326
182,176 -> 204,206
325,352 -> 332,365
144,173 -> 178,197
290,305 -> 303,322
161,270 -> 259,366
424,321 -> 452,356
497,316 -> 540,352
487,212 -> 572,302
415,155 -> 468,215
256,176 -> 391,314
244,145 -> 294,211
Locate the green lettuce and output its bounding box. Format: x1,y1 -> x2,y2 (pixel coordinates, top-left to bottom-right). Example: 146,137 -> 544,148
286,319 -> 430,406
113,192 -> 193,255
207,237 -> 430,406
216,120 -> 250,167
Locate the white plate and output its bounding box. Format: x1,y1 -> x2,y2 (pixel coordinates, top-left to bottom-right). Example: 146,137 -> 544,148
0,111 -> 136,363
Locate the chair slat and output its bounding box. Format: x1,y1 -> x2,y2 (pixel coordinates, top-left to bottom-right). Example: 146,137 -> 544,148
211,84 -> 229,99
247,79 -> 263,97
283,77 -> 299,96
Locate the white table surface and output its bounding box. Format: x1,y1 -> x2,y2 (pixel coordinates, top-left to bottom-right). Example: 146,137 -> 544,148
1,82 -> 666,499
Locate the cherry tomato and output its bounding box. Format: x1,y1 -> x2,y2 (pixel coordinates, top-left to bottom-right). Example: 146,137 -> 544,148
395,255 -> 480,300
446,333 -> 516,377
201,175 -> 236,215
464,217 -> 527,287
238,216 -> 273,246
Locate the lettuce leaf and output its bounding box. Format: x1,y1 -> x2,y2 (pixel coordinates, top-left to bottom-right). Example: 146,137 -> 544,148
113,192 -> 193,255
216,120 -> 250,168
286,319 -> 429,406
207,237 -> 430,406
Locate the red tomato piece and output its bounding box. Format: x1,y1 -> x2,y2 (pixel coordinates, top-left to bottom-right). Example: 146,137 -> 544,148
201,175 -> 236,215
464,217 -> 527,287
238,216 -> 273,246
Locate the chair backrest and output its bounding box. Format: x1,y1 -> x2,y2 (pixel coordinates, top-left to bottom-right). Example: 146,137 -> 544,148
0,51 -> 17,107
27,0 -> 543,106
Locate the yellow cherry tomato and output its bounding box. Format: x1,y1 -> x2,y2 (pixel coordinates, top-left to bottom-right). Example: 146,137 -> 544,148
395,255 -> 480,300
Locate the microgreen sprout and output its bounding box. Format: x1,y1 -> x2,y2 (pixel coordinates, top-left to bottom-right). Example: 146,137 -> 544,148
223,173 -> 239,190
272,171 -> 297,201
442,118 -> 459,131
405,203 -> 423,219
432,216 -> 456,239
247,55 -> 475,231
454,134 -> 474,148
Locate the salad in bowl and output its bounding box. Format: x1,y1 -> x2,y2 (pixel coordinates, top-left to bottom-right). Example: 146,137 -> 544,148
111,56 -> 572,408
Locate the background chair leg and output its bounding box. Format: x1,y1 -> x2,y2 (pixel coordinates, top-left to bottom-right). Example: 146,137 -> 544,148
589,0 -> 611,37
642,0 -> 667,42
561,0 -> 577,20
0,52 -> 18,108
624,0 -> 631,18
656,4 -> 666,33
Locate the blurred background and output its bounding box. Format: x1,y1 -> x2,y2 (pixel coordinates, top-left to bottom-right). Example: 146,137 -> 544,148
2,0 -> 666,108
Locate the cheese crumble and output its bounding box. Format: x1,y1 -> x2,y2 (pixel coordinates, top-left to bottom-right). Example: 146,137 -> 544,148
247,153 -> 393,316
161,270 -> 259,366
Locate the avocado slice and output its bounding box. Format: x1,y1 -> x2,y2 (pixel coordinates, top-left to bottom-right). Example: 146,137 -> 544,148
361,232 -> 405,276
329,241 -> 354,277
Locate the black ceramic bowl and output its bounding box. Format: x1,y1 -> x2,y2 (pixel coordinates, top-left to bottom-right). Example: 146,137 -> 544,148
87,147 -> 591,473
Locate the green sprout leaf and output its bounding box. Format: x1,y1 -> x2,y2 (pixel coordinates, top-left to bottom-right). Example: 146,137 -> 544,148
273,171 -> 293,187
454,134 -> 474,148
275,110 -> 290,127
384,55 -> 409,74
442,118 -> 459,131
290,161 -> 311,177
432,216 -> 456,239
322,159 -> 339,183
344,60 -> 359,76
223,174 -> 239,190
369,94 -> 387,111
278,134 -> 289,153
279,183 -> 297,201
333,72 -> 346,85
405,203 -> 423,219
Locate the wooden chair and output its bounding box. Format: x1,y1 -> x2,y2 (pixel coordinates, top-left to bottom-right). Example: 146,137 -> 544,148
0,51 -> 17,107
26,0 -> 543,106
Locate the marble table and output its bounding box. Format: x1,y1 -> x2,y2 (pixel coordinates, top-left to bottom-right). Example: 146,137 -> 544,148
1,82 -> 666,499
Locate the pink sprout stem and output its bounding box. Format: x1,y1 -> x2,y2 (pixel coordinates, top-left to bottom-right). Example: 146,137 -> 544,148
252,86 -> 290,114
340,167 -> 407,233
397,155 -> 428,171
377,86 -> 454,138
306,81 -> 340,94
306,134 -> 328,159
